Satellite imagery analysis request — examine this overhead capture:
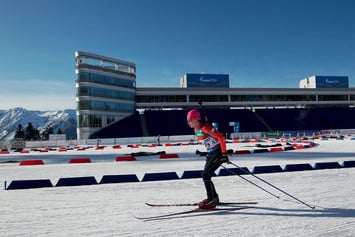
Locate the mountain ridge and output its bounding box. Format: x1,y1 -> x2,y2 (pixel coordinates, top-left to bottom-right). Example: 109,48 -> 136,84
0,107 -> 77,141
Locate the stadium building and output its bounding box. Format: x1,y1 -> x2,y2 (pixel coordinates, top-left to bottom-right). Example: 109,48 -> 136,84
75,52 -> 355,139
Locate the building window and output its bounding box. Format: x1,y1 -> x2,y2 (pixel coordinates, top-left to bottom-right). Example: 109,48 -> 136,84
189,95 -> 228,102
77,72 -> 135,88
78,115 -> 102,128
318,95 -> 348,101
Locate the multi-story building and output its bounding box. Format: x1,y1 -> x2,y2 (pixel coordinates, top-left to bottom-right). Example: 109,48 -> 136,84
75,51 -> 136,139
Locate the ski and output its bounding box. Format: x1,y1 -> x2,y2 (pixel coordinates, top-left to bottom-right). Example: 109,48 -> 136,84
145,201 -> 258,207
135,206 -> 251,220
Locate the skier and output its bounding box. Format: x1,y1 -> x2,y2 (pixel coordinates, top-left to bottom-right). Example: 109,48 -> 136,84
186,109 -> 229,209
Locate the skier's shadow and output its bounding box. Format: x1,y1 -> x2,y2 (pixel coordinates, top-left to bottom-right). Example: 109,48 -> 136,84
233,205 -> 355,218
144,205 -> 355,221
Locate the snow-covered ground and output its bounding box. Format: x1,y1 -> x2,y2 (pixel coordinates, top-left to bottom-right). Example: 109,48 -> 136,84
1,139 -> 355,237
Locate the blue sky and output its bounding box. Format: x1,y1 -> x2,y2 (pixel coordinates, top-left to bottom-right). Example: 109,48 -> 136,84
0,0 -> 355,110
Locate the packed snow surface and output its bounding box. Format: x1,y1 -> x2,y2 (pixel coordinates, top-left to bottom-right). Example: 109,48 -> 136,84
1,139 -> 355,236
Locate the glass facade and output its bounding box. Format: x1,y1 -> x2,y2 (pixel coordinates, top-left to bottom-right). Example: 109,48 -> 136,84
77,85 -> 135,101
189,95 -> 229,102
136,95 -> 186,103
136,92 -> 355,105
77,71 -> 135,88
77,100 -> 135,113
230,94 -> 317,102
318,94 -> 348,101
75,51 -> 136,139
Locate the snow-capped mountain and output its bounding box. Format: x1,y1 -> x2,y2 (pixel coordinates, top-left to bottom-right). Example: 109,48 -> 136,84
0,107 -> 77,141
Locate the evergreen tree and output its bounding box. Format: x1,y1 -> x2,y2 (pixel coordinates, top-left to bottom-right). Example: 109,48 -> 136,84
34,129 -> 41,141
57,128 -> 63,134
42,126 -> 54,140
14,124 -> 25,139
25,122 -> 34,141
24,122 -> 40,141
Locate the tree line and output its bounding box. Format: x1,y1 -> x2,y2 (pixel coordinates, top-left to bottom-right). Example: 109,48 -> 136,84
14,122 -> 64,141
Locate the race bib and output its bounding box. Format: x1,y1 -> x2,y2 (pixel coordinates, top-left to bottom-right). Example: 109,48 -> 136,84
203,136 -> 219,151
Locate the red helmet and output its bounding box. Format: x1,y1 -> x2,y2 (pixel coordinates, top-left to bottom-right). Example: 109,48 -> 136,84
187,109 -> 201,121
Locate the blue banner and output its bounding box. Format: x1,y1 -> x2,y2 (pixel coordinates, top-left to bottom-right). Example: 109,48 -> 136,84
315,76 -> 349,88
186,73 -> 229,88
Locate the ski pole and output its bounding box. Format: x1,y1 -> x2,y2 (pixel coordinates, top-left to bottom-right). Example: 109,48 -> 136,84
227,161 -> 315,209
220,164 -> 280,199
